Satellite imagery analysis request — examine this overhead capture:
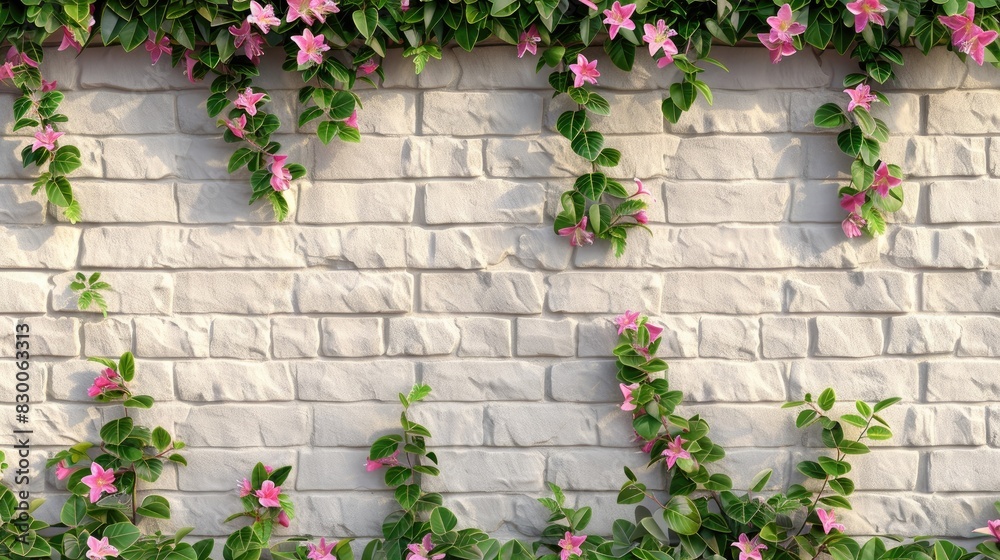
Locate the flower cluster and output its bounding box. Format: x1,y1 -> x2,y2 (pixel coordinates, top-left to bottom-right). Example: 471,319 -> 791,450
234,463 -> 294,528
939,4 -> 999,65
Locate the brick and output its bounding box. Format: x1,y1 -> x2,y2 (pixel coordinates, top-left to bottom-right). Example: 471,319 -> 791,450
549,448 -> 661,490
662,272 -> 782,313
761,317 -> 809,358
179,404 -> 310,447
848,449 -> 921,491
423,92 -> 543,135
421,272 -> 542,314
929,450 -> 1000,491
484,136 -> 589,178
789,360 -> 919,401
353,91 -> 418,135
271,317 -> 319,358
672,361 -> 786,402
815,316 -> 884,357
320,317 -> 384,357
791,91 -> 920,134
682,405 -> 800,447
516,318 -> 575,357
311,137 -> 482,179
453,46 -> 553,89
386,317 -> 458,356
424,180 -> 545,224
668,90 -> 789,133
210,317 -> 270,360
52,271 -> 173,315
885,136 -> 987,177
297,449 -> 381,490
296,361 -> 416,402
176,182 -> 295,223
312,404 -> 399,446
924,272 -> 1000,312
665,181 -> 790,223
421,450 -> 545,492
786,271 -> 914,312
548,272 -> 662,313
888,48 -> 967,89
295,271 -> 413,313
296,226 -> 407,269
422,361 -> 545,401
0,272 -> 52,313
550,360 -> 618,402
840,494 -> 996,537
928,361 -> 1000,401
16,317 -> 78,356
58,182 -> 177,223
577,316 -> 698,358
179,449 -> 297,491
484,403 -> 598,446
958,316 -> 1000,357
83,318 -> 133,356
672,136 -> 804,180
175,271 -> 293,314
886,316 -> 960,355
928,90 -> 1000,134
406,226 -> 571,271
457,318 -> 511,357
62,91 -> 176,134
409,403 -> 486,446
79,47 -> 207,90
0,226 -> 79,269
82,226 -> 301,268
134,316 -> 211,358
0,184 -> 45,224
176,361 -> 292,401
929,180 -> 1000,222
297,182 -> 415,223
699,317 -> 759,360
889,227 -> 987,268
711,449 -> 792,491
700,46 -> 832,89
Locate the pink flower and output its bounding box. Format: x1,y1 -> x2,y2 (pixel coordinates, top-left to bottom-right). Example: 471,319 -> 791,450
81,462 -> 117,503
41,79 -> 57,92
183,50 -> 199,83
757,33 -> 797,63
731,534 -> 767,560
145,31 -> 172,65
359,58 -> 379,75
939,3 -> 977,45
56,460 -> 75,480
235,87 -> 267,116
87,368 -> 121,398
614,311 -> 640,334
268,154 -> 292,191
959,27 -> 998,65
238,478 -> 253,497
569,54 -> 600,88
558,532 -> 586,560
766,4 -> 806,43
645,323 -> 663,343
308,538 -> 338,560
517,25 -> 541,58
557,216 -> 595,247
277,509 -> 290,527
633,210 -> 648,224
845,0 -> 887,32
247,1 -> 281,33
839,191 -> 866,214
32,125 -> 64,152
229,20 -> 253,49
225,114 -> 248,139
579,0 -> 599,8
632,178 -> 655,200
59,26 -> 83,54
871,162 -> 901,197
291,28 -> 330,67
842,213 -> 865,238
641,439 -> 654,453
287,0 -> 339,24
365,449 -> 400,472
662,436 -> 691,469
642,20 -> 678,60
345,110 -> 359,129
973,519 -> 1000,542
620,383 -> 640,411
264,465 -> 274,474
844,83 -> 877,112
0,62 -> 14,81
401,0 -> 410,12
407,535 -> 445,560
816,508 -> 846,534
255,480 -> 281,508
86,536 -> 119,560
602,2 -> 636,39
7,46 -> 39,68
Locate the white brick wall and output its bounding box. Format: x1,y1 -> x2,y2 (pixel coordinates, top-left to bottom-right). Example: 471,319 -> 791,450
2,44 -> 999,541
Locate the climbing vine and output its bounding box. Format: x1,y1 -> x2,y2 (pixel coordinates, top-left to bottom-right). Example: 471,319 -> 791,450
0,0 -> 996,250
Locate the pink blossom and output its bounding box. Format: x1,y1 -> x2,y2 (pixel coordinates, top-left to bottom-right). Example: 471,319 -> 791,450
365,449 -> 400,472
87,368 -> 121,398
0,62 -> 14,81
845,0 -> 887,32
766,4 -> 806,43
145,31 -> 172,65
238,478 -> 253,497
816,508 -> 846,534
32,125 -> 64,152
287,0 -> 339,24
58,27 -> 83,54
557,216 -> 595,247
264,465 -> 274,474
183,50 -> 199,83
642,20 -> 678,61
731,534 -> 767,560
7,46 -> 39,68
839,191 -> 866,214
248,1 -> 281,33
56,460 -> 75,480
619,383 -> 640,411
235,87 -> 267,116
345,110 -> 359,129
973,519 -> 1000,542
641,439 -> 654,453
645,322 -> 663,343
268,154 -> 292,191
633,210 -> 648,224
407,535 -> 445,560
308,538 -> 338,560
230,21 -> 266,62
558,532 -> 586,560
757,33 -> 797,64
959,27 -> 998,65
614,310 -> 640,334
871,162 -> 901,197
41,79 -> 57,92
602,2 -> 636,40
225,114 -> 248,139
662,436 -> 691,469
359,58 -> 379,75
255,480 -> 281,508
81,462 -> 117,503
569,54 -> 600,88
277,510 -> 290,527
939,3 -> 977,45
401,0 -> 410,12
292,28 -> 330,66
844,83 -> 877,112
517,25 -> 541,58
86,536 -> 119,560
842,213 -> 865,238
632,178 -> 655,200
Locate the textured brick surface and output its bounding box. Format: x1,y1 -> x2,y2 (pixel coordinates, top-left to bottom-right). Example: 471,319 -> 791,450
0,46 -> 993,542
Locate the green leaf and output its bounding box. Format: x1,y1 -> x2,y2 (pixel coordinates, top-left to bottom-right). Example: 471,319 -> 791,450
796,409 -> 819,428
556,110 -> 589,140
60,494 -> 88,526
45,176 -> 74,207
818,388 -> 836,411
137,495 -> 171,519
119,351 -> 135,382
633,414 -> 661,440
50,145 -> 82,176
873,397 -> 901,412
866,60 -> 893,83
228,148 -> 256,173
829,477 -> 855,496
574,173 -> 607,201
670,82 -> 697,111
298,106 -> 325,127
853,107 -> 877,137
814,103 -> 848,128
595,148 -> 621,167
662,496 -> 702,536
837,127 -> 864,157
430,507 -> 458,535
123,395 -> 154,409
818,495 -> 852,509
796,460 -> 827,479
818,456 -> 851,476
749,469 -> 772,492
604,38 -> 635,71
838,440 -> 871,455
661,98 -> 683,123
370,434 -> 402,460
353,7 -> 378,39
100,417 -> 134,445
571,131 -> 604,161
207,93 -> 230,118
317,121 -> 340,145
329,91 -> 357,120
585,93 -> 611,115
118,18 -> 149,52
395,484 -> 420,510
104,522 -> 141,551
152,426 -> 172,452
865,425 -> 893,440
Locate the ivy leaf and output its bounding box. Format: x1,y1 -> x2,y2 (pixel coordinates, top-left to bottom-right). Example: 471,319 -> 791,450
585,93 -> 611,115
595,148 -> 621,167
317,121 -> 340,145
50,146 -> 82,176
574,173 -> 607,201
604,38 -> 635,71
571,131 -> 605,161
353,7 -> 378,39
814,103 -> 848,128
837,126 -> 863,157
556,110 -> 589,140
45,177 -> 74,207
662,496 -> 701,536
